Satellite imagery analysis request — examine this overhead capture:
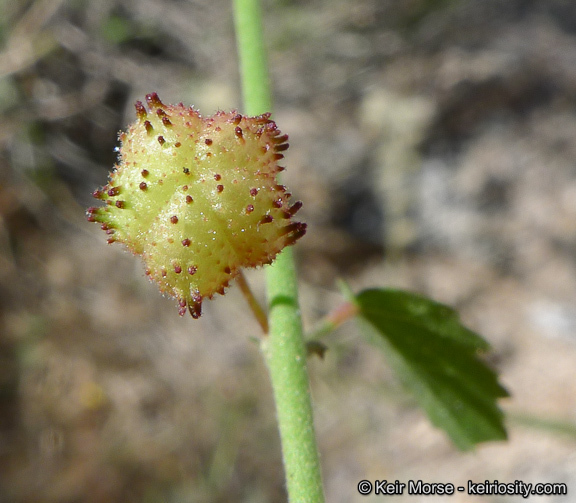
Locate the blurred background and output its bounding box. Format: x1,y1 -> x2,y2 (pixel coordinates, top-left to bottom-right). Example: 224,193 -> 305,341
1,0 -> 576,501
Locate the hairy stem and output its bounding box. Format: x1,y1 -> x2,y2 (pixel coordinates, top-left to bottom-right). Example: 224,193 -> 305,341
233,0 -> 325,501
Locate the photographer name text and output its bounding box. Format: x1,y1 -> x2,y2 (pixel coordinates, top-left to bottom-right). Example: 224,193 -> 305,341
357,479 -> 567,498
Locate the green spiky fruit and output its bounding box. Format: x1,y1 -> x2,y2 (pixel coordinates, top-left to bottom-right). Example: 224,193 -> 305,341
87,93 -> 305,318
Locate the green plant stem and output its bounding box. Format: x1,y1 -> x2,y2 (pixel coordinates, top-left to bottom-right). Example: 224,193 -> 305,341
233,0 -> 325,501
262,248 -> 325,503
233,0 -> 272,113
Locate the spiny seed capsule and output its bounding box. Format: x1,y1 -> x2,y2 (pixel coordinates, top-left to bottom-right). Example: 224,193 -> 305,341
87,93 -> 306,318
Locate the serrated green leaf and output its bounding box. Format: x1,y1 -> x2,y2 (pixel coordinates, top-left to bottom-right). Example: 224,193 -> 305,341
355,288 -> 508,450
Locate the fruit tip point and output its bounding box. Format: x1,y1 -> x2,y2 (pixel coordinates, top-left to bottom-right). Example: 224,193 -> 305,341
145,92 -> 164,109
135,101 -> 147,120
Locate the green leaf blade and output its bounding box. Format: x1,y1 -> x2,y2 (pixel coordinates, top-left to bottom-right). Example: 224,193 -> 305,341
356,288 -> 508,450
